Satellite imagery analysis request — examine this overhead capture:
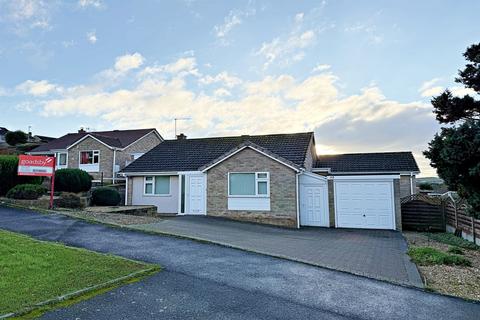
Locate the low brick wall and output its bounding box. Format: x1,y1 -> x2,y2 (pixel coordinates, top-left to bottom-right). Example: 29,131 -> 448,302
85,205 -> 158,217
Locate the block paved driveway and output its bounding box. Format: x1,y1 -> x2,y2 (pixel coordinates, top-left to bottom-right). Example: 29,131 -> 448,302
134,216 -> 423,287
1,206 -> 479,320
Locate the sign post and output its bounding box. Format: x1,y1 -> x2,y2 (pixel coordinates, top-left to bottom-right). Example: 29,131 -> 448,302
17,155 -> 56,209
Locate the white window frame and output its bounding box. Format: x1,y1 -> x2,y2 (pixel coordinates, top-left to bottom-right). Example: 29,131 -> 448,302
228,172 -> 270,198
143,176 -> 171,197
79,150 -> 100,165
56,152 -> 67,167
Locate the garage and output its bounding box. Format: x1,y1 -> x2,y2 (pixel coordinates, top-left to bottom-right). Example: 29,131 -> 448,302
334,176 -> 396,230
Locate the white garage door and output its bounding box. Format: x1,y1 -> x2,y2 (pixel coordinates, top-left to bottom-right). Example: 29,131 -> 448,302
335,179 -> 395,230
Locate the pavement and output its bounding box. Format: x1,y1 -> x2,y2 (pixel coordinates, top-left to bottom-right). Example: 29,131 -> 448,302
132,215 -> 423,287
0,206 -> 479,320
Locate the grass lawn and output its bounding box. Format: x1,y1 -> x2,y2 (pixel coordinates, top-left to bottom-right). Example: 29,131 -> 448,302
0,229 -> 158,316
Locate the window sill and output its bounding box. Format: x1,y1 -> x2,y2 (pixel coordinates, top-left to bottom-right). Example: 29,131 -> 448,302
228,195 -> 270,198
143,194 -> 172,197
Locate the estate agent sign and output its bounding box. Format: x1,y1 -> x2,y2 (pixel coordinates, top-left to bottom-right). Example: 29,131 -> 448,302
17,155 -> 56,208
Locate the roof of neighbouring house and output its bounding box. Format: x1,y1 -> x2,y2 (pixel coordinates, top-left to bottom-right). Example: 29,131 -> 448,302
34,135 -> 56,143
29,128 -> 160,152
0,127 -> 8,135
315,152 -> 420,173
122,132 -> 314,173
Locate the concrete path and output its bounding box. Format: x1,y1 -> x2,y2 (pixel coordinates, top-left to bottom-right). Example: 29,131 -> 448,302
1,206 -> 479,320
133,216 -> 422,287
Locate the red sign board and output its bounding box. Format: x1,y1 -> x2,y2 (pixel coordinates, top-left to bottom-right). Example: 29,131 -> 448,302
18,155 -> 55,177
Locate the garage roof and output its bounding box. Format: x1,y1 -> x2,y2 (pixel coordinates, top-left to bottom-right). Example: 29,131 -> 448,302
315,152 -> 420,173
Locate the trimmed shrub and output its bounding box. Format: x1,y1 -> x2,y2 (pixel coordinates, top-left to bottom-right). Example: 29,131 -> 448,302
91,187 -> 121,206
6,184 -> 46,200
5,130 -> 27,146
55,193 -> 83,209
447,246 -> 465,255
419,182 -> 434,191
0,155 -> 42,196
55,169 -> 92,193
408,247 -> 472,267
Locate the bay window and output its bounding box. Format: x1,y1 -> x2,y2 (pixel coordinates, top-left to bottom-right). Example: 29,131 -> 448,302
144,176 -> 171,196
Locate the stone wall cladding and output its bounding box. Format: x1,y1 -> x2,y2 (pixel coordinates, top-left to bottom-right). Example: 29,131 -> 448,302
327,179 -> 336,227
67,136 -> 113,180
206,148 -> 298,228
399,175 -> 415,198
127,177 -> 133,205
116,131 -> 162,171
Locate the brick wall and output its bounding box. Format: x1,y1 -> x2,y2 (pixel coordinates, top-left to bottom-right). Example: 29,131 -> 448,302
303,137 -> 317,171
399,175 -> 415,198
206,148 -> 298,227
116,131 -> 162,171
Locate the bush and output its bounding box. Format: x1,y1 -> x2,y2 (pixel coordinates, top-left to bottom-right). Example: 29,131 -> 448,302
6,184 -> 46,200
55,193 -> 83,209
419,182 -> 434,191
408,247 -> 471,267
447,246 -> 464,255
5,130 -> 27,146
55,169 -> 92,193
91,187 -> 121,206
0,156 -> 42,196
424,232 -> 479,250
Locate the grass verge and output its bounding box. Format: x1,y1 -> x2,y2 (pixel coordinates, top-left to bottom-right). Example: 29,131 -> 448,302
0,229 -> 159,317
408,246 -> 471,266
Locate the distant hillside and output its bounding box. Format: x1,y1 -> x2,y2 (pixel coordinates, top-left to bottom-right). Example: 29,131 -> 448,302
417,177 -> 444,184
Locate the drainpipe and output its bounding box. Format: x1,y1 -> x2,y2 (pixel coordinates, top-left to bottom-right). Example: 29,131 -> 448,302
124,175 -> 128,206
295,171 -> 301,229
410,171 -> 414,195
112,148 -> 117,184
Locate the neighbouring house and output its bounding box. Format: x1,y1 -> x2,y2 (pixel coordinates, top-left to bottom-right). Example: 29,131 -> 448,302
121,132 -> 420,230
29,128 -> 163,183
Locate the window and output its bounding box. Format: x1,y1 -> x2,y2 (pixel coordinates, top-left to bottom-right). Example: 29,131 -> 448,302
144,176 -> 170,195
229,172 -> 269,197
80,150 -> 99,164
56,153 -> 67,166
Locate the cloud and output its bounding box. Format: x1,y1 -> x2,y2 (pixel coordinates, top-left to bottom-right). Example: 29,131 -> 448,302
419,78 -> 477,98
114,53 -> 144,73
312,64 -> 331,73
213,5 -> 256,45
0,0 -> 54,33
16,80 -> 58,96
78,0 -> 105,9
199,72 -> 242,88
86,30 -> 97,44
344,22 -> 383,44
22,54 -> 437,175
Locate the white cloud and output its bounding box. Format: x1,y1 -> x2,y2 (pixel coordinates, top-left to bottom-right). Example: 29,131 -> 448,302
213,5 -> 256,45
450,86 -> 477,97
16,80 -> 58,96
86,30 -> 97,44
27,54 -> 437,175
419,78 -> 477,98
312,64 -> 331,73
114,53 -> 144,73
199,72 -> 242,88
78,0 -> 105,9
0,0 -> 54,32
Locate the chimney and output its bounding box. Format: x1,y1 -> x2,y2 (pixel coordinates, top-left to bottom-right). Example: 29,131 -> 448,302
176,133 -> 187,140
78,128 -> 86,133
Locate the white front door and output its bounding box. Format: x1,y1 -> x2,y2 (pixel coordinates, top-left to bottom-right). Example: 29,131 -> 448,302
187,174 -> 206,215
334,180 -> 395,230
300,184 -> 329,227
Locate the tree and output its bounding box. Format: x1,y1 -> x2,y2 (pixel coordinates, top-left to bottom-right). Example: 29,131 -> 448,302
5,130 -> 28,146
424,43 -> 480,217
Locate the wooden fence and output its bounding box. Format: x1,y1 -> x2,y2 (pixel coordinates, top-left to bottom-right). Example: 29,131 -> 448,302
444,201 -> 480,244
401,194 -> 445,231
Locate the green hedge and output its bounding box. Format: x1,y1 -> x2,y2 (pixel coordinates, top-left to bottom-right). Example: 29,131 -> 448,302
6,184 -> 46,200
54,169 -> 93,193
0,156 -> 42,196
91,187 -> 121,206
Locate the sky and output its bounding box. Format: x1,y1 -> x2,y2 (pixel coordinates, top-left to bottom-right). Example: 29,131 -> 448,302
0,0 -> 479,177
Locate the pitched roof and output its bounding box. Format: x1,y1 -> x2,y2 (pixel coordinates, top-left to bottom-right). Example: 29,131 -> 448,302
122,132 -> 313,173
30,128 -> 158,152
0,127 -> 8,135
315,152 -> 420,173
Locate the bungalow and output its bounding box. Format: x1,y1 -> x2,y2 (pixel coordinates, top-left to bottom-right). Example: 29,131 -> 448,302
29,128 -> 163,183
121,132 -> 419,230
